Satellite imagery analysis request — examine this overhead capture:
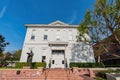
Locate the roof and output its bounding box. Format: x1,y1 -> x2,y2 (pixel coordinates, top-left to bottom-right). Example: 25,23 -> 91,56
25,20 -> 78,28
93,35 -> 120,61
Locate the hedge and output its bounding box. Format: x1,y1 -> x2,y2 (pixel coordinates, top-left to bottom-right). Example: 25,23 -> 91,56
15,62 -> 46,69
33,62 -> 46,68
70,62 -> 105,68
15,62 -> 28,68
105,65 -> 120,67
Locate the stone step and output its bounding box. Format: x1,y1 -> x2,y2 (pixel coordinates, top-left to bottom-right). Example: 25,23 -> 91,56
0,68 -> 95,80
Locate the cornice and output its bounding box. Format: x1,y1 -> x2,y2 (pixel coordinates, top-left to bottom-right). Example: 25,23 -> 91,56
24,20 -> 78,28
25,24 -> 78,28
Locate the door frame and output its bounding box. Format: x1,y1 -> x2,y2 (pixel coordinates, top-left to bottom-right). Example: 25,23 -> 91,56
51,50 -> 65,68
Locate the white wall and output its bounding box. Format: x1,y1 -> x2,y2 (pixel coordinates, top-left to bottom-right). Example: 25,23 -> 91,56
20,21 -> 95,68
20,27 -> 77,62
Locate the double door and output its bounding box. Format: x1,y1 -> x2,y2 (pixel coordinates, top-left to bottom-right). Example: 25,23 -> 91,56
51,50 -> 65,68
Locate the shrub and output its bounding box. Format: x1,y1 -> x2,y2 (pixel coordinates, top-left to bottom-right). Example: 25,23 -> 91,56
105,65 -> 120,67
15,62 -> 46,69
96,69 -> 120,79
33,62 -> 46,69
70,62 -> 105,68
15,62 -> 28,68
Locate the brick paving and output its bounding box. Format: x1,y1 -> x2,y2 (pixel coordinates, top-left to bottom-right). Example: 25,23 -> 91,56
0,68 -> 95,80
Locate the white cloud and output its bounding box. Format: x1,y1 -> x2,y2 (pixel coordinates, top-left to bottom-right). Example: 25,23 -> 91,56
68,11 -> 77,24
0,6 -> 7,18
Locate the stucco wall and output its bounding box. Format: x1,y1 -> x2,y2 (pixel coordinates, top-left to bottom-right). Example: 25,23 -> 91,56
20,21 -> 95,68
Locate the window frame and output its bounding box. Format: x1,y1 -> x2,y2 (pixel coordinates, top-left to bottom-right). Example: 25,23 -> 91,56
44,35 -> 48,40
31,35 -> 35,40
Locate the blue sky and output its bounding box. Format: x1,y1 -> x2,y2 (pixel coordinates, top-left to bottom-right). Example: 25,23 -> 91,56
0,0 -> 95,52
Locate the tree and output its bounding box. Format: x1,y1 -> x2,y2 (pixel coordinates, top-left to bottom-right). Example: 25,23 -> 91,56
93,0 -> 120,45
77,0 -> 120,62
4,52 -> 12,61
0,34 -> 9,55
13,49 -> 22,61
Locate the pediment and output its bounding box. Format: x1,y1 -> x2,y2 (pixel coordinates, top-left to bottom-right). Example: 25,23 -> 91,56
48,20 -> 68,26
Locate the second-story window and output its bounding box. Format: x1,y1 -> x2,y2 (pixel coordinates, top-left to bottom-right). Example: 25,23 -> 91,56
56,30 -> 60,40
31,35 -> 35,40
68,31 -> 73,41
56,36 -> 60,40
44,35 -> 48,40
30,29 -> 36,40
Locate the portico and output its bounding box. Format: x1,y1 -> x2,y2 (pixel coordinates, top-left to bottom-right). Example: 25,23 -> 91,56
48,42 -> 68,68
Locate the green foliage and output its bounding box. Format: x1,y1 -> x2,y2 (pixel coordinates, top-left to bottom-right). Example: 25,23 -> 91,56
102,59 -> 120,67
12,50 -> 22,61
97,69 -> 120,79
4,52 -> 12,61
96,77 -> 106,80
77,0 -> 120,63
33,62 -> 46,68
15,62 -> 46,69
70,62 -> 105,68
15,62 -> 28,68
77,0 -> 120,45
105,65 -> 120,67
0,34 -> 9,54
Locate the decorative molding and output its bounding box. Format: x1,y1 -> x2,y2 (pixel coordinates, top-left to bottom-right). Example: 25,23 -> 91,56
25,20 -> 78,28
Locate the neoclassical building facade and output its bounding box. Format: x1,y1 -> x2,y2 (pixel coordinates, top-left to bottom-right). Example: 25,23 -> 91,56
20,20 -> 95,68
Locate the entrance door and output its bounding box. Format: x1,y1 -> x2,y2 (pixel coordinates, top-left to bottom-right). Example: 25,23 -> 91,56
51,50 -> 65,68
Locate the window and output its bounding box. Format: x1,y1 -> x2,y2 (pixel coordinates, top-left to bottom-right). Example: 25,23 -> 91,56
56,36 -> 60,40
42,56 -> 46,59
56,30 -> 60,40
62,60 -> 64,64
42,56 -> 46,62
52,60 -> 54,64
44,35 -> 48,40
31,35 -> 35,40
31,29 -> 36,40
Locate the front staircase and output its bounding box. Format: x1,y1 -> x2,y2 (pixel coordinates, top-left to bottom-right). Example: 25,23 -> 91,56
41,68 -> 72,80
0,68 -> 95,80
40,68 -> 94,80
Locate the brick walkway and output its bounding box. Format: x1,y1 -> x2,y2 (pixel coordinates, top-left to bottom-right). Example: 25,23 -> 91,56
0,68 -> 95,80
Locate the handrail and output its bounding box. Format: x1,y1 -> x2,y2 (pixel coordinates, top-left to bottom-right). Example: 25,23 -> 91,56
45,68 -> 51,80
65,58 -> 68,68
48,58 -> 51,68
64,58 -> 70,80
44,58 -> 51,80
65,68 -> 70,80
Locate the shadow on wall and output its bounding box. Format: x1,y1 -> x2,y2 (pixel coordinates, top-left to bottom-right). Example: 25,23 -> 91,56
70,42 -> 95,63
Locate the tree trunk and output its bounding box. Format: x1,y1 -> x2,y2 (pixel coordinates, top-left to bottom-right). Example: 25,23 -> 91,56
98,56 -> 101,62
103,13 -> 120,46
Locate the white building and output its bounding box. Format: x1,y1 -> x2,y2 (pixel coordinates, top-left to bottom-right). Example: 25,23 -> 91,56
20,20 -> 95,68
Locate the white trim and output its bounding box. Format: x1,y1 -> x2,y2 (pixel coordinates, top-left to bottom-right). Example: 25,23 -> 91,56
48,20 -> 68,26
25,20 -> 78,28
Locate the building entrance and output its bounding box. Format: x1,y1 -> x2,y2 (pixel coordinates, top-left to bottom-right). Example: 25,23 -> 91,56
51,50 -> 65,68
